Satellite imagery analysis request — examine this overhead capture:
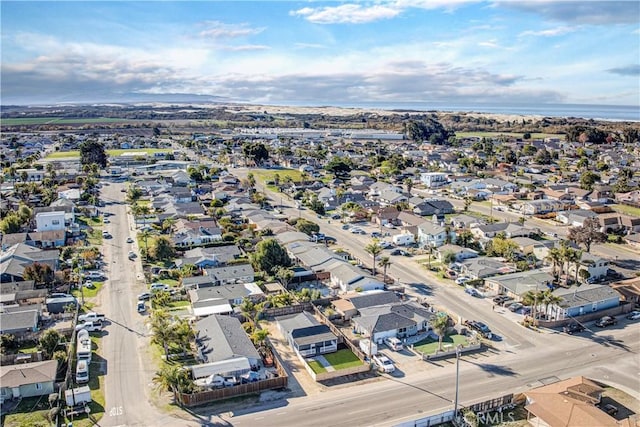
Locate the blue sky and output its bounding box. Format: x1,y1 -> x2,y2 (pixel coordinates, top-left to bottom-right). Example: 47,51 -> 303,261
1,1 -> 639,106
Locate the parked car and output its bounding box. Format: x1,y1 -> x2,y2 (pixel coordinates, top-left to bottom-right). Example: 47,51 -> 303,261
602,404 -> 618,415
83,271 -> 104,280
455,276 -> 471,285
341,224 -> 350,230
492,295 -> 513,305
508,302 -> 524,312
75,321 -> 103,332
137,301 -> 146,313
150,283 -> 170,292
126,237 -> 134,243
331,214 -> 341,220
128,251 -> 137,260
390,249 -> 411,256
204,375 -> 236,388
103,218 -> 110,224
626,310 -> 640,320
78,312 -> 106,323
594,316 -> 618,327
371,231 -> 382,238
464,320 -> 492,339
137,292 -> 151,301
563,323 -> 585,334
372,354 -> 395,373
383,223 -> 395,229
465,287 -> 482,298
384,337 -> 403,351
379,241 -> 394,249
102,231 -> 112,239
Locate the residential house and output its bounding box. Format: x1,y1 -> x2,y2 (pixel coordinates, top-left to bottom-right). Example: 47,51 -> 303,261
420,172 -> 448,188
416,221 -> 449,248
459,257 -> 514,279
174,245 -> 241,269
188,282 -> 264,318
484,270 -> 554,299
550,285 -> 620,320
329,262 -> 384,293
0,243 -> 60,283
610,277 -> 640,306
471,222 -> 537,240
204,264 -> 255,285
0,281 -> 46,305
412,199 -> 454,217
371,207 -> 401,226
0,360 -> 58,403
1,230 -> 66,249
331,290 -> 400,320
171,223 -> 223,248
519,199 -> 569,215
276,311 -> 338,358
556,210 -> 598,227
352,302 -> 434,343
435,244 -> 478,263
35,211 -> 66,232
564,252 -> 610,281
449,214 -> 485,229
193,314 -> 260,367
523,376 -> 619,427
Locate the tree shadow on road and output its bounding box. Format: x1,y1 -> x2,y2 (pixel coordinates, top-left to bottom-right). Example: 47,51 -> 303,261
461,360 -> 518,377
594,335 -> 631,352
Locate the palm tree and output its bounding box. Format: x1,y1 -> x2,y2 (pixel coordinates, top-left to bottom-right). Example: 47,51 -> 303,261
148,309 -> 174,357
378,257 -> 391,283
545,247 -> 563,282
140,229 -> 152,261
521,290 -> 544,326
540,290 -> 563,320
572,250 -> 583,286
250,328 -> 270,351
162,217 -> 176,235
239,298 -> 258,325
431,312 -> 449,351
563,248 -> 581,286
152,364 -> 192,404
365,240 -> 383,275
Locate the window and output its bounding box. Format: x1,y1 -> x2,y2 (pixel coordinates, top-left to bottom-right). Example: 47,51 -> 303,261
52,220 -> 60,225
35,383 -> 42,390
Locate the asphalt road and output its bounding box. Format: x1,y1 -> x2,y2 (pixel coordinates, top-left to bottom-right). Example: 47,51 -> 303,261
99,182 -> 194,427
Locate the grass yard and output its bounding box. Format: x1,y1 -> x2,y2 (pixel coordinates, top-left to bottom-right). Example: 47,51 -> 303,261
46,148 -> 170,160
156,278 -> 179,287
86,229 -> 103,246
72,281 -> 104,299
167,300 -> 190,310
454,131 -> 565,140
308,360 -> 327,374
77,215 -> 103,227
252,168 -> 304,184
2,117 -> 128,126
413,334 -> 469,355
322,349 -> 364,370
2,396 -> 51,427
611,204 -> 640,218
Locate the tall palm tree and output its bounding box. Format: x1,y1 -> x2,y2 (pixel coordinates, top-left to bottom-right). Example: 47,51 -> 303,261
147,309 -> 174,357
378,257 -> 391,283
162,217 -> 176,235
540,290 -> 563,320
365,240 -> 383,276
152,364 -> 192,404
545,247 -> 563,282
431,312 -> 449,351
521,290 -> 543,326
572,250 -> 583,285
140,229 -> 152,261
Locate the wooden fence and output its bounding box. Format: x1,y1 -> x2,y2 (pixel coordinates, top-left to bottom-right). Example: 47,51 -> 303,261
178,376 -> 288,407
261,302 -> 313,319
0,351 -> 44,365
308,362 -> 371,382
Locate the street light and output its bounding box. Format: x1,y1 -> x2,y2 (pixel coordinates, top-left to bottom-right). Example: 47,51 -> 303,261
453,344 -> 462,424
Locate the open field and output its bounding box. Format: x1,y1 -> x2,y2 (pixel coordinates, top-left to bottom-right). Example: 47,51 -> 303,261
454,131 -> 565,140
2,117 -> 129,125
413,334 -> 469,354
611,204 -> 640,218
46,148 -> 171,159
252,168 -> 305,184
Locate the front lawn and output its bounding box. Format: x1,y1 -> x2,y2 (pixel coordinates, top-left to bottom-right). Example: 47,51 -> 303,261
71,281 -> 104,299
413,334 -> 469,355
308,360 -> 327,374
86,229 -> 103,246
252,169 -> 304,184
2,396 -> 51,427
167,300 -> 190,310
611,204 -> 640,218
322,349 -> 363,370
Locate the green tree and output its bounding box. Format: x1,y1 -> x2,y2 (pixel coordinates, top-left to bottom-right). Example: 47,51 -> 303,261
0,213 -> 22,234
567,217 -> 606,252
152,364 -> 193,404
294,218 -> 320,236
579,171 -> 600,190
431,312 -> 449,351
148,309 -> 173,357
364,240 -> 383,275
79,141 -> 107,168
39,329 -> 62,359
325,157 -> 353,178
242,142 -> 269,166
403,118 -> 452,144
151,236 -> 176,262
378,257 -> 391,283
23,262 -> 54,286
545,247 -> 563,281
250,238 -> 291,275
275,266 -> 295,289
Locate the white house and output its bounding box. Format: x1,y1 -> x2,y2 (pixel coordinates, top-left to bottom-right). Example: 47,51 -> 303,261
420,172 -> 448,188
565,252 -> 609,281
417,222 -> 450,248
15,168 -> 44,182
35,211 -> 66,232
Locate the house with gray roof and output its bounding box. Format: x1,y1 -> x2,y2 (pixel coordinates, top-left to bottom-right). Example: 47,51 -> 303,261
484,270 -> 554,299
329,262 -> 384,293
417,221 -> 448,248
0,360 -> 58,402
435,244 -> 478,263
204,264 -> 255,285
188,282 -> 264,318
175,245 -> 241,270
0,243 -> 60,283
0,307 -> 40,340
352,302 -> 434,343
276,311 -> 338,358
549,285 -> 620,320
471,222 -> 538,240
193,314 -> 260,367
460,257 -> 514,279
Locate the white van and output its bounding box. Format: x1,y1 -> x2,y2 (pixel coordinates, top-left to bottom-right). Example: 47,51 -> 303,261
76,360 -> 89,384
384,337 -> 403,351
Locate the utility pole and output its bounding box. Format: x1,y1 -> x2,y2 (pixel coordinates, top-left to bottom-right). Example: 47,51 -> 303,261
453,345 -> 462,425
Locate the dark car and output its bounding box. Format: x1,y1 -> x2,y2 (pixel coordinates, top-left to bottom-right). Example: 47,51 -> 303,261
595,316 -> 617,327
464,320 -> 492,338
563,323 -> 585,334
492,295 -> 513,305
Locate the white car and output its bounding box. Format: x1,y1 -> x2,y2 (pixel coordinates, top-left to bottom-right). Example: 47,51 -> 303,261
626,311 -> 640,320
455,276 -> 471,285
373,355 -> 395,373
126,237 -> 134,243
83,271 -> 104,280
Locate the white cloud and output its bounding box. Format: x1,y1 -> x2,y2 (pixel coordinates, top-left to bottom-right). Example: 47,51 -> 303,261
197,21 -> 265,39
222,45 -> 270,52
290,4 -> 400,24
519,26 -> 575,37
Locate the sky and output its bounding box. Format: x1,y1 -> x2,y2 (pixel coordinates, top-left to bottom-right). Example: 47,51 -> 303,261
1,1 -> 639,107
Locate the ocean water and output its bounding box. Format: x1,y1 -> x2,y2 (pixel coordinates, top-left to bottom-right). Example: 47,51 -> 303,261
282,101 -> 640,122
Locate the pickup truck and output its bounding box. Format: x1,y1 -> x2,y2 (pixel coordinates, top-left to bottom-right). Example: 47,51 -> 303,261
78,312 -> 106,323
75,321 -> 103,332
